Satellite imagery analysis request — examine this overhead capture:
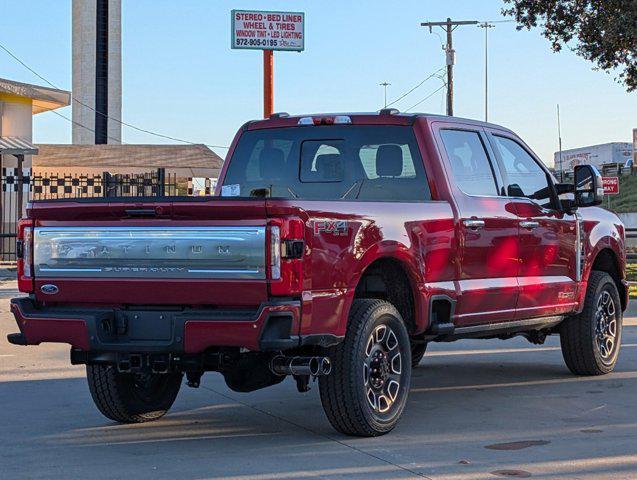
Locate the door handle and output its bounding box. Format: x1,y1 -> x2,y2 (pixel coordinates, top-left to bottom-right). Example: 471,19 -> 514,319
520,220 -> 540,229
463,219 -> 485,230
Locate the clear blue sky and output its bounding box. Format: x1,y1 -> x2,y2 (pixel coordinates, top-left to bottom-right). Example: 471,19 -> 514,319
1,0 -> 635,165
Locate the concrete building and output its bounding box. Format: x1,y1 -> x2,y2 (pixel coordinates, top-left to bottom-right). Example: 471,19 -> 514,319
0,77 -> 71,258
72,0 -> 122,144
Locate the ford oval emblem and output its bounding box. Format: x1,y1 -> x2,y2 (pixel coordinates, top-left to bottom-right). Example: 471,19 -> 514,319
40,284 -> 59,295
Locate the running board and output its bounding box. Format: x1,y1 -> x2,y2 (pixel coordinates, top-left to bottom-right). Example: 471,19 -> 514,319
434,316 -> 564,342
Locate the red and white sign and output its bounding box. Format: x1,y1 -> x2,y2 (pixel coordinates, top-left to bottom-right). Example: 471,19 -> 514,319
231,10 -> 305,51
602,176 -> 619,195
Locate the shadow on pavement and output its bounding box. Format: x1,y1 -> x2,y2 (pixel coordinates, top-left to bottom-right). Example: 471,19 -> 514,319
2,338 -> 637,479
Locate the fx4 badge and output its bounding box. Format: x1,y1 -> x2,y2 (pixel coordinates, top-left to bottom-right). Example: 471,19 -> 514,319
313,220 -> 349,236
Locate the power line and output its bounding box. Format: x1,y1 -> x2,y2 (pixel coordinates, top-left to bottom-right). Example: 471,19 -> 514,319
385,67 -> 445,108
480,19 -> 516,24
0,42 -> 123,143
0,41 -> 229,150
404,83 -> 447,112
49,110 -> 126,144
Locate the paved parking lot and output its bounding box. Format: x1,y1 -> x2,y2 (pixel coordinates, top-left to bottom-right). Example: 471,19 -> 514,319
1,280 -> 636,479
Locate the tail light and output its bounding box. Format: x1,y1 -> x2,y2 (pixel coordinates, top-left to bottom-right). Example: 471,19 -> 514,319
269,226 -> 281,280
268,219 -> 304,296
16,219 -> 34,293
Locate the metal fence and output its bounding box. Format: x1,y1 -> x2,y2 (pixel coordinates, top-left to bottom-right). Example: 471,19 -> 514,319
0,168 -> 181,261
559,166 -> 634,184
31,169 -> 179,200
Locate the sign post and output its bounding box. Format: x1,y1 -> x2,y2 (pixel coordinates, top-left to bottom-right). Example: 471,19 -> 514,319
231,10 -> 305,118
602,176 -> 619,208
263,50 -> 273,119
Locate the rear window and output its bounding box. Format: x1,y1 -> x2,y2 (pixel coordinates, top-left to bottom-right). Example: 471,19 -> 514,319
222,126 -> 430,202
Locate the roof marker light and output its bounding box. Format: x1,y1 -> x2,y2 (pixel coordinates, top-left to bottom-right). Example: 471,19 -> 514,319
334,115 -> 352,124
297,116 -> 352,126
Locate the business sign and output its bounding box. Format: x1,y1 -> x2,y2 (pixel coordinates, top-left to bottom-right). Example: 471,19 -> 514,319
602,176 -> 619,195
231,10 -> 305,51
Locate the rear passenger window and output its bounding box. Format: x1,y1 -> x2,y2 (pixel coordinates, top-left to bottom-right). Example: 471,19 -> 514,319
440,130 -> 498,196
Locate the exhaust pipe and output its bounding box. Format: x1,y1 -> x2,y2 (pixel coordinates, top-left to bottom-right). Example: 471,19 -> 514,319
270,355 -> 331,376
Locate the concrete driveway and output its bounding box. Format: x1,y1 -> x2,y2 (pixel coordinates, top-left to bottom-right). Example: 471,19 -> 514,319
1,280 -> 636,480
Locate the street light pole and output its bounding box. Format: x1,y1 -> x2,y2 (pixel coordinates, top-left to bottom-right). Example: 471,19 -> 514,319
557,104 -> 564,182
380,82 -> 391,108
421,18 -> 478,116
478,22 -> 495,122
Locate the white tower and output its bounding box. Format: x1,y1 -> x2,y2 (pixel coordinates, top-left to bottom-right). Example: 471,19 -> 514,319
72,0 -> 122,144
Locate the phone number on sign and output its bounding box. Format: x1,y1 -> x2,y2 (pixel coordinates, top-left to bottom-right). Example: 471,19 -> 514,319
235,38 -> 279,47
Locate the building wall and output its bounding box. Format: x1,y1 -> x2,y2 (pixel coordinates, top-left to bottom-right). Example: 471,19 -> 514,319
0,97 -> 33,172
554,142 -> 633,173
72,0 -> 122,144
0,96 -> 33,140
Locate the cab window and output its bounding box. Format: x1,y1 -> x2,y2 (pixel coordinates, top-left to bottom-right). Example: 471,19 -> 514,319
440,129 -> 498,196
491,135 -> 553,207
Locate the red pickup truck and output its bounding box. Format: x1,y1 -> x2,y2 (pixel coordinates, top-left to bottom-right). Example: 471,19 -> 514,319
8,111 -> 627,436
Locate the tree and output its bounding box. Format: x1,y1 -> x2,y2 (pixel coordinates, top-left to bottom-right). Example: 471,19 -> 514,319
503,0 -> 637,91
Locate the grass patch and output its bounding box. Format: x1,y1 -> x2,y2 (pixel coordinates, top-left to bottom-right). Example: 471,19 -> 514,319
605,175 -> 637,213
626,263 -> 637,282
625,263 -> 637,298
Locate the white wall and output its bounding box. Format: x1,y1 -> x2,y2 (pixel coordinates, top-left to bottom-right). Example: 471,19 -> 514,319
0,101 -> 32,140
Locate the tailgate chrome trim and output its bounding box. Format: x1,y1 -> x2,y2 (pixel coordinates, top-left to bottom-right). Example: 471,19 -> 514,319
34,226 -> 266,280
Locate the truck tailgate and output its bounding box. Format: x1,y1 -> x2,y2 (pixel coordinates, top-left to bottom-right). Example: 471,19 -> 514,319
27,198 -> 269,306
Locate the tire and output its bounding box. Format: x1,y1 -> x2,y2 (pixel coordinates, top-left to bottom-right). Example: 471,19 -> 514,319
560,270 -> 623,376
319,299 -> 412,437
411,342 -> 428,367
86,365 -> 183,423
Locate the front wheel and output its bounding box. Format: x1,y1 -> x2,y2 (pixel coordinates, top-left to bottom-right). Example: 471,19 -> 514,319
87,365 -> 183,423
560,271 -> 623,375
319,299 -> 411,437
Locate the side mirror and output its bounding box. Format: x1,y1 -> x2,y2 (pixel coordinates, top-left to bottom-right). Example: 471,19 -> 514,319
574,164 -> 604,207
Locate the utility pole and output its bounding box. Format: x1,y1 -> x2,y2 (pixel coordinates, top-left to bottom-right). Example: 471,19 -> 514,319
478,22 -> 495,122
379,82 -> 391,108
421,18 -> 478,116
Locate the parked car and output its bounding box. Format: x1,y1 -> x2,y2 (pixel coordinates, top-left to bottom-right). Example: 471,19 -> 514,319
8,111 -> 627,436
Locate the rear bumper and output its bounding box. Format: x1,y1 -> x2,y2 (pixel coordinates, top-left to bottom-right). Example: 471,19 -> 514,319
8,297 -> 339,353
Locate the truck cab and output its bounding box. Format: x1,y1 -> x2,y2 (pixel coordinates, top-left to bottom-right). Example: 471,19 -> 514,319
8,111 -> 627,436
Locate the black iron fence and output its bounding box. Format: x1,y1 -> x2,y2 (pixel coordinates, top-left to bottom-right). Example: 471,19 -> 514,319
31,169 -> 179,200
1,168 -> 181,261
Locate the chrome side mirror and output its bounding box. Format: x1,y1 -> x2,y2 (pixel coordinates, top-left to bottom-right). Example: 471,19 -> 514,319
574,164 -> 603,207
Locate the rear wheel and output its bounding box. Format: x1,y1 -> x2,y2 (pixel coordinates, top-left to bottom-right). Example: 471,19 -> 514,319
87,365 -> 183,423
319,299 -> 411,437
560,271 -> 622,375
